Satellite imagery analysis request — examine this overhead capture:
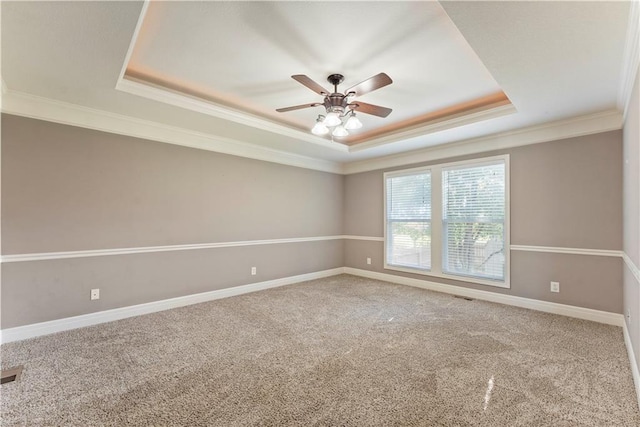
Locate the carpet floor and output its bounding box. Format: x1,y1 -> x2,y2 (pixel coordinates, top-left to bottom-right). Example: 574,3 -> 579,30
1,274 -> 639,426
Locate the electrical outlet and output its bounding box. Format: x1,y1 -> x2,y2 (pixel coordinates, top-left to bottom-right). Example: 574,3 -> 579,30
90,288 -> 100,300
550,281 -> 560,293
366,257 -> 372,265
251,266 -> 257,276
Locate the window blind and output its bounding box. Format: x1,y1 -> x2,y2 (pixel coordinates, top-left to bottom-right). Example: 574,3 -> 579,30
442,162 -> 506,281
385,171 -> 431,270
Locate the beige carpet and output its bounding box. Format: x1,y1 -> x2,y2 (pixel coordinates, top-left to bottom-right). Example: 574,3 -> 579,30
1,274 -> 639,426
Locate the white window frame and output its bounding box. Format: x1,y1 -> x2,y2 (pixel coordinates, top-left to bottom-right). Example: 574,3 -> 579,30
384,167 -> 433,273
384,154 -> 510,289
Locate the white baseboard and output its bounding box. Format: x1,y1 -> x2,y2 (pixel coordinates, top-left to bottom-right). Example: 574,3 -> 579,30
0,267 -> 344,344
1,267 -> 626,345
344,268 -> 624,327
623,321 -> 640,410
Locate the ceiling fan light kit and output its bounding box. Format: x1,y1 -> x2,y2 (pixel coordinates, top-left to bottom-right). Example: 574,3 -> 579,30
311,116 -> 330,135
323,111 -> 342,127
344,113 -> 363,130
277,73 -> 393,138
332,125 -> 349,137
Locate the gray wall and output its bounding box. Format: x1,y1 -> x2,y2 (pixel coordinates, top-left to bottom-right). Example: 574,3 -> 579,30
623,68 -> 640,378
344,130 -> 623,313
1,114 -> 344,328
2,115 -> 343,253
0,113 -> 628,330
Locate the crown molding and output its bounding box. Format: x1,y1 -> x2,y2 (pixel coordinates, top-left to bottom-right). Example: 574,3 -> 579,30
349,102 -> 516,153
0,89 -> 344,174
115,77 -> 347,153
343,109 -> 623,174
117,0 -> 149,84
119,2 -> 518,156
1,89 -> 624,177
619,0 -> 639,119
117,74 -> 520,157
1,89 -> 623,177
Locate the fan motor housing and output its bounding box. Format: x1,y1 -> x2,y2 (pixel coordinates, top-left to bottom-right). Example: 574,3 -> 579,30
324,93 -> 348,114
327,74 -> 345,87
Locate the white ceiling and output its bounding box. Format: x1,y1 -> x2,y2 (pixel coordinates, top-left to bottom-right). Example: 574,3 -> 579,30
0,1 -> 634,169
126,1 -> 505,140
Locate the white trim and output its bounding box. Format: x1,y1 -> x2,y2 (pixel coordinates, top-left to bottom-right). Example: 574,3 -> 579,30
115,78 -> 346,153
383,265 -> 510,289
349,240 -> 624,259
623,252 -> 640,284
344,267 -> 624,327
511,245 -> 623,258
0,268 -> 345,344
1,87 -> 624,176
344,110 -> 623,174
2,238 -> 624,264
342,235 -> 385,242
117,0 -> 150,83
0,235 -> 347,263
2,265 -> 628,344
118,3 -> 514,155
347,103 -> 516,153
623,320 -> 640,410
619,0 -> 639,119
1,90 -> 344,174
383,154 -> 511,289
116,3 -> 345,154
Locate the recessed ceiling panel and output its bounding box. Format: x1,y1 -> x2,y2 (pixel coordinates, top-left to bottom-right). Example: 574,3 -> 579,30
123,1 -> 512,148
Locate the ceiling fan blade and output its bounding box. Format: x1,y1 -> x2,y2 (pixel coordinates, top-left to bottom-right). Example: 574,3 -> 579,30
345,73 -> 393,97
350,101 -> 392,118
276,103 -> 322,113
291,75 -> 330,96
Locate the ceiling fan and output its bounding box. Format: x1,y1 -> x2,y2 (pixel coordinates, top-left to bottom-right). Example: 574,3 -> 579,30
276,73 -> 393,137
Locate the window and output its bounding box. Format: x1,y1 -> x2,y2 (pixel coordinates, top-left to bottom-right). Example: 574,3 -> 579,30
384,155 -> 509,288
442,162 -> 506,282
385,170 -> 432,270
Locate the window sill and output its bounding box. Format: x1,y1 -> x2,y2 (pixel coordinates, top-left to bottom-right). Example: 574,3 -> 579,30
383,264 -> 510,289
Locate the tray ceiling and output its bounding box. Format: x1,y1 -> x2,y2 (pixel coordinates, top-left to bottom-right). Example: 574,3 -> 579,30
121,1 -> 513,148
0,1 -> 634,169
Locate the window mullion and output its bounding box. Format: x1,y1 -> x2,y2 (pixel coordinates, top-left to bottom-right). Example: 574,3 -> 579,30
431,165 -> 443,276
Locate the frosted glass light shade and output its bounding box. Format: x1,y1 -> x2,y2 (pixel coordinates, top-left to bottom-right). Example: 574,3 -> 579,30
332,125 -> 349,137
323,112 -> 342,127
344,114 -> 363,130
311,120 -> 329,135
